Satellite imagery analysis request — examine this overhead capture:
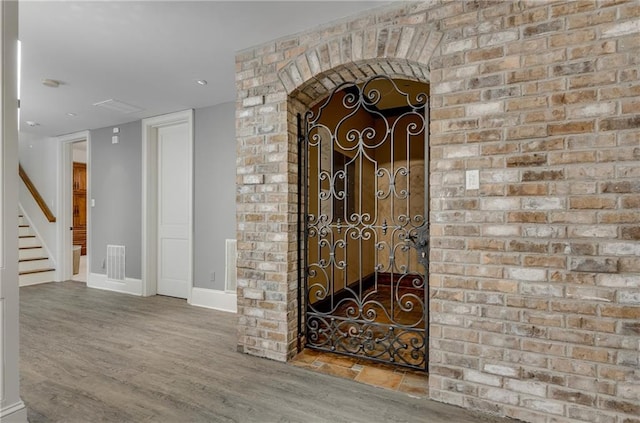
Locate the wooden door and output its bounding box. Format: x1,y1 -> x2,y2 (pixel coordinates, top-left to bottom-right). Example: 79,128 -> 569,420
72,162 -> 87,255
73,163 -> 87,191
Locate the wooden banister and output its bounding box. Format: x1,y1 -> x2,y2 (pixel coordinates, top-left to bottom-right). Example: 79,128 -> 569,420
19,164 -> 56,223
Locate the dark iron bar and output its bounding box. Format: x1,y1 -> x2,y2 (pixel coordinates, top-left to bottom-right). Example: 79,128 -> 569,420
424,97 -> 431,353
297,113 -> 304,352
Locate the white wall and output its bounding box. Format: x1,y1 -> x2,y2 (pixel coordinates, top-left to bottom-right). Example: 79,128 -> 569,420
1,0 -> 28,420
18,132 -> 59,263
72,141 -> 87,163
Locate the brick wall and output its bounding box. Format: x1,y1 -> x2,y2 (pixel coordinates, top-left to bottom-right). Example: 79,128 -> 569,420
235,1 -> 640,422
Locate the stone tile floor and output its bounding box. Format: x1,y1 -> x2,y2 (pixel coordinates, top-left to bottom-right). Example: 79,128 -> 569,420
292,348 -> 429,398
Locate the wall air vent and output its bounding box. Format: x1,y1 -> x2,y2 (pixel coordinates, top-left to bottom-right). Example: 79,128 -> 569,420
106,245 -> 126,281
93,99 -> 143,114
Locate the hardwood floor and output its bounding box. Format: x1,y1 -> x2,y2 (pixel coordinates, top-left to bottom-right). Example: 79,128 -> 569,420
20,282 -> 510,423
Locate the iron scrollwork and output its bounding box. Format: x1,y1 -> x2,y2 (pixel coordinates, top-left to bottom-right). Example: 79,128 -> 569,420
299,75 -> 429,370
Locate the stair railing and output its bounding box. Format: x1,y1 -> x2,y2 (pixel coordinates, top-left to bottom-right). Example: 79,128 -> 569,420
18,164 -> 56,223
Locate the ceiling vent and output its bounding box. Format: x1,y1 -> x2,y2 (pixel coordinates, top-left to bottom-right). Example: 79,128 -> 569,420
93,99 -> 143,114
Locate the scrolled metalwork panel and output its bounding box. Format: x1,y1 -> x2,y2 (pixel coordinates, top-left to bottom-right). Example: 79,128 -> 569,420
301,76 -> 429,370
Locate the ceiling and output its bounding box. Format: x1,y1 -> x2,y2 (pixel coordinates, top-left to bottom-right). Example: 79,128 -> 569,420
19,1 -> 389,138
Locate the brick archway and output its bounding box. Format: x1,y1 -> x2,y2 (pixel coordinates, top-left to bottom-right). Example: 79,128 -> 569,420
235,11 -> 442,362
278,26 -> 441,103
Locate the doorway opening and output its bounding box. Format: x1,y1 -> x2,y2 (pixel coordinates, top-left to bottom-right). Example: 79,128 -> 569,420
71,141 -> 88,283
298,75 -> 430,371
57,131 -> 90,284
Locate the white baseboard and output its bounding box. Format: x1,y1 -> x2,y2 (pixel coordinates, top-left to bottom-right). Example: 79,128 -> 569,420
190,287 -> 237,313
85,277 -> 236,311
0,401 -> 28,423
88,273 -> 142,296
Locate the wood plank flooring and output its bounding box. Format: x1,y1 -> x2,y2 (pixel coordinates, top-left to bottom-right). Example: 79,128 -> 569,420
20,282 -> 511,423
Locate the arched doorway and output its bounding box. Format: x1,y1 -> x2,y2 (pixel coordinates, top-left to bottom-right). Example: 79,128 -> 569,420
298,75 -> 430,370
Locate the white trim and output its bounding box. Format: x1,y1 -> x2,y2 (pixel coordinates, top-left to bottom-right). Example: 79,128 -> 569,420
18,204 -> 56,270
142,109 -> 194,301
191,287 -> 237,313
1,3 -> 26,418
55,131 -> 91,283
224,238 -> 237,292
0,400 -> 27,422
87,273 -> 142,296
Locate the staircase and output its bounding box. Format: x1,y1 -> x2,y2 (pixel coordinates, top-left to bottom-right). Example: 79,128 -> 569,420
19,214 -> 55,286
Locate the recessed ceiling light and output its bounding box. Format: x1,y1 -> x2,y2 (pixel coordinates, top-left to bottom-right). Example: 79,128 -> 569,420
196,79 -> 208,86
25,120 -> 39,127
42,78 -> 60,88
66,112 -> 77,117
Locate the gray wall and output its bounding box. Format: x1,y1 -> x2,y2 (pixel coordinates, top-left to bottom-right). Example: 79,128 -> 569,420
90,120 -> 142,279
194,102 -> 236,290
88,104 -> 235,288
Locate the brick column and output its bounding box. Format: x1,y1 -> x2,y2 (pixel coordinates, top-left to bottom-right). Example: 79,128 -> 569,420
235,4 -> 438,362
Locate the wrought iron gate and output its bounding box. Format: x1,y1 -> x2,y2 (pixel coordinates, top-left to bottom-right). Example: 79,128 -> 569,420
297,75 -> 429,370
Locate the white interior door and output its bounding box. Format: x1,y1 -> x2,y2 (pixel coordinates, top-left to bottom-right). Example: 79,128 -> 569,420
157,123 -> 190,298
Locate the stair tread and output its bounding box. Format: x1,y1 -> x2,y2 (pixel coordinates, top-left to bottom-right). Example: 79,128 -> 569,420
19,257 -> 49,262
18,218 -> 52,277
19,268 -> 55,275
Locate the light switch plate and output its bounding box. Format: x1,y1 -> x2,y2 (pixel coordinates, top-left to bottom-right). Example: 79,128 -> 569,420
466,169 -> 479,190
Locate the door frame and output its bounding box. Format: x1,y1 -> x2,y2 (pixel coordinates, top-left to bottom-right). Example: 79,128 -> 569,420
141,109 -> 194,301
297,76 -> 431,370
56,131 -> 91,282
